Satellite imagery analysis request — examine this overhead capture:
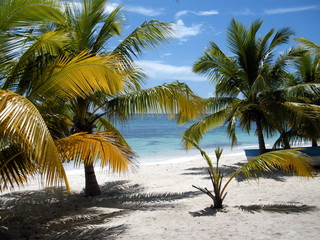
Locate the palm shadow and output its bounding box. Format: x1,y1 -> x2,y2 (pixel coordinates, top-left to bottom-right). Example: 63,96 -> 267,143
189,207 -> 226,217
237,203 -> 317,214
0,180 -> 199,240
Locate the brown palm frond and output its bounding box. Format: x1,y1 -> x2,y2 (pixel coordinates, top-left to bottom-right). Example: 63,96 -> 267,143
55,131 -> 136,173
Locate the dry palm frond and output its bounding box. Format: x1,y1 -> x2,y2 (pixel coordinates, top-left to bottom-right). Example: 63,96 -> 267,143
55,131 -> 136,173
0,90 -> 69,192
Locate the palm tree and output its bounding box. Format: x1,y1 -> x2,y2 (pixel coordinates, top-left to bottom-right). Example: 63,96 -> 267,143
0,0 -> 138,193
182,19 -> 316,154
28,0 -> 202,196
273,52 -> 320,148
185,137 -> 314,209
0,0 -> 68,192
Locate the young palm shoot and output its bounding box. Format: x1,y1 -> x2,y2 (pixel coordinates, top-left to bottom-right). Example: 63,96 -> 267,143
185,137 -> 315,209
191,143 -> 225,208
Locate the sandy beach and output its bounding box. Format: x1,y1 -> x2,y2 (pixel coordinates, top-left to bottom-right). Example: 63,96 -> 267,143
1,153 -> 320,240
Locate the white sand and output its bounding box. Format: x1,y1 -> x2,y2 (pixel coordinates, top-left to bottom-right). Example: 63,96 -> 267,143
1,153 -> 320,239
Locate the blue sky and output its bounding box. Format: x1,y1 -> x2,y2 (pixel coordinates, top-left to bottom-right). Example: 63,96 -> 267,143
110,0 -> 319,97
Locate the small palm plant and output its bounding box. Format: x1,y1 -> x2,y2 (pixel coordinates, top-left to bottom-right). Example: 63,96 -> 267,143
185,137 -> 315,209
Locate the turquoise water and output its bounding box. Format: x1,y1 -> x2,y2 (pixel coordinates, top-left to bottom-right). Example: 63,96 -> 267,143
113,114 -> 280,163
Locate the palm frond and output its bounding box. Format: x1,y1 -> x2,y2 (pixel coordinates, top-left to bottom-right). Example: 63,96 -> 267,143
113,20 -> 172,63
284,83 -> 320,99
3,31 -> 69,91
193,43 -> 239,86
92,5 -> 123,53
182,110 -> 227,149
269,27 -> 295,51
236,149 -> 315,179
96,117 -> 131,148
0,0 -> 65,31
182,136 -> 215,173
204,97 -> 237,113
0,143 -> 36,191
257,28 -> 274,60
55,131 -> 136,173
270,47 -> 306,83
33,51 -> 126,100
0,90 -> 69,192
295,37 -> 320,54
182,97 -> 244,149
280,102 -> 320,138
108,81 -> 203,123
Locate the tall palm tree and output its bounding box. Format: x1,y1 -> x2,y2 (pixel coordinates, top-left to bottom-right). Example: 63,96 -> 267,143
29,0 -> 202,196
0,0 -> 138,193
182,19 -> 317,154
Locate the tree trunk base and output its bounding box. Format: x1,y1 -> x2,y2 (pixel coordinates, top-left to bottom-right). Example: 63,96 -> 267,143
312,139 -> 318,147
84,164 -> 101,197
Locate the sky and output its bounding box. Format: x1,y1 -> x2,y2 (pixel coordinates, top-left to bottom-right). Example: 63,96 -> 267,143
109,0 -> 320,97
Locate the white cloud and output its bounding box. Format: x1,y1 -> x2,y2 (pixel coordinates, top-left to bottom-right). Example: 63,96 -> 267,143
198,10 -> 219,16
136,60 -> 207,82
264,5 -> 318,15
231,8 -> 256,16
125,6 -> 164,16
175,10 -> 219,18
175,10 -> 189,18
171,20 -> 202,39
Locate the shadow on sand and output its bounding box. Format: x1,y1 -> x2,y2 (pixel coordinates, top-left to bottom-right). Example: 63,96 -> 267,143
237,203 -> 317,214
189,207 -> 227,217
0,180 -> 199,240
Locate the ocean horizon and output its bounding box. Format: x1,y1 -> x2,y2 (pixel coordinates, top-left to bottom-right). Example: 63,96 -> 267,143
62,113 -> 313,172
112,114 -> 280,163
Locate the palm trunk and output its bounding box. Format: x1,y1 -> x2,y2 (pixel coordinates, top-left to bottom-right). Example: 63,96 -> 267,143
282,133 -> 291,149
84,163 -> 101,197
74,103 -> 102,197
283,139 -> 291,149
256,119 -> 266,154
312,139 -> 318,147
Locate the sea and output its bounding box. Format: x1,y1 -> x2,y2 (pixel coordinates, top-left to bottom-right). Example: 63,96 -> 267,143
112,114 -> 280,164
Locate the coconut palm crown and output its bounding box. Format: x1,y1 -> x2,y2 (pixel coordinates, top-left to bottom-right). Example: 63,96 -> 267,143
182,19 -> 319,153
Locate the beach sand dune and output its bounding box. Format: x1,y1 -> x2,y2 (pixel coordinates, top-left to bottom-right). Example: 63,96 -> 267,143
1,154 -> 320,239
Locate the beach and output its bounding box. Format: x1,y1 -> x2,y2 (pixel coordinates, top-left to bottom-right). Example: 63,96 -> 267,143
1,152 -> 320,240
